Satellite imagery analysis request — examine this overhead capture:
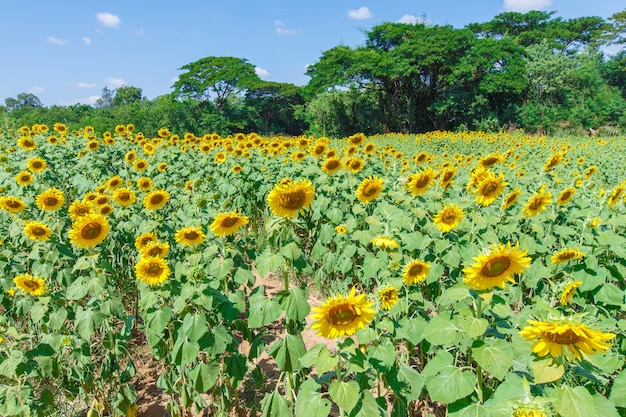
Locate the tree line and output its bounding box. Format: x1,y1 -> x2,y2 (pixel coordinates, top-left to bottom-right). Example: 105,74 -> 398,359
3,10 -> 626,137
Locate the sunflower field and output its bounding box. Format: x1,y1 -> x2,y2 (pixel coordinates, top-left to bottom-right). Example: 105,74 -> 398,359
0,124 -> 625,417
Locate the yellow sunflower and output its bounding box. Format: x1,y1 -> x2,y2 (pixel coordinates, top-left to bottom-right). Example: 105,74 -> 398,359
175,226 -> 206,246
14,273 -> 46,296
106,175 -> 124,190
557,187 -> 576,205
140,241 -> 170,258
345,157 -> 365,173
370,236 -> 399,250
143,189 -> 170,210
267,179 -> 315,218
35,188 -> 65,211
403,260 -> 431,285
68,200 -> 93,220
356,176 -> 384,204
97,204 -> 114,216
335,225 -> 347,235
68,214 -> 110,248
86,140 -> 99,151
560,280 -> 583,306
433,204 -> 464,233
17,136 -> 37,151
112,188 -> 137,207
321,158 -> 343,174
608,183 -> 625,209
378,286 -> 399,311
522,189 -> 552,217
550,248 -> 584,264
125,150 -> 137,164
474,172 -> 507,206
463,242 -> 531,291
406,168 -> 436,196
26,157 -> 47,173
15,171 -> 34,186
0,196 -> 27,214
519,318 -> 615,362
157,162 -> 168,172
310,287 -> 376,339
214,152 -> 227,164
209,211 -> 249,237
134,232 -> 158,250
502,188 -> 522,210
584,165 -> 597,179
135,256 -> 171,286
24,220 -> 52,241
137,177 -> 153,191
512,406 -> 548,417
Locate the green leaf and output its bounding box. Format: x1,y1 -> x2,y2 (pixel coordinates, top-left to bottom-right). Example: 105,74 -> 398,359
551,386 -> 595,417
460,315 -> 489,339
531,358 -> 564,384
423,351 -> 476,403
248,286 -> 282,328
437,283 -> 472,306
209,257 -> 233,279
261,390 -> 292,417
276,287 -> 311,321
256,251 -> 285,279
352,390 -> 385,417
189,361 -> 219,392
147,307 -> 172,335
609,369 -> 626,407
386,363 -> 424,402
181,312 -> 208,342
171,337 -> 200,367
448,404 -> 492,417
472,338 -> 513,380
75,306 -> 103,341
593,394 -> 620,417
268,334 -> 306,372
367,338 -> 396,371
594,283 -> 625,306
423,315 -> 463,346
395,316 -> 427,344
328,380 -> 359,414
295,379 -> 332,417
316,345 -> 339,375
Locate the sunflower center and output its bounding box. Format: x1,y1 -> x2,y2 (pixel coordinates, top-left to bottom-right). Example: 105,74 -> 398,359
561,191 -> 571,200
7,200 -> 21,208
415,176 -> 429,188
326,160 -> 339,170
529,198 -> 542,210
148,247 -> 163,256
328,304 -> 358,326
221,217 -> 238,227
44,197 -> 59,207
32,227 -> 46,236
351,161 -> 362,170
119,193 -> 130,201
81,222 -> 102,240
548,329 -> 582,345
408,264 -> 424,276
483,182 -> 498,195
23,279 -> 39,289
185,231 -> 199,240
480,256 -> 511,277
443,172 -> 454,182
279,190 -> 306,210
363,183 -> 379,197
150,195 -> 164,204
417,154 -> 426,162
442,210 -> 457,223
147,264 -> 163,276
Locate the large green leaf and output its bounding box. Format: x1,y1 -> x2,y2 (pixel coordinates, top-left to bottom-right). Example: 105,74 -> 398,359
276,287 -> 310,321
328,380 -> 359,414
189,361 -> 219,392
295,379 -> 331,417
256,251 -> 285,279
248,286 -> 282,328
181,312 -> 208,342
610,369 -> 626,407
423,351 -> 476,403
551,386 -> 595,417
395,315 -> 427,344
171,337 -> 200,367
261,390 -> 292,417
386,363 -> 424,401
147,307 -> 172,335
460,315 -> 489,339
531,358 -> 564,384
423,315 -> 463,346
367,338 -> 396,371
448,404 -> 492,417
593,394 -> 620,417
471,338 -> 513,380
268,334 -> 306,372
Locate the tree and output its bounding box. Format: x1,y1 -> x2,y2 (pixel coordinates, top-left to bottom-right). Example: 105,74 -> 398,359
112,85 -> 144,106
603,9 -> 626,47
95,87 -> 114,109
244,81 -> 306,135
4,93 -> 43,113
172,56 -> 260,112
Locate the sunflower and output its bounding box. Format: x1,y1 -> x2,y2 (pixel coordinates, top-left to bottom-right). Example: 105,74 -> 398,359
466,166 -> 489,193
560,280 -> 583,306
157,162 -> 168,172
143,189 -> 170,210
24,221 -> 52,241
310,287 -> 376,339
112,188 -> 136,207
0,196 -> 27,214
26,157 -> 47,173
335,225 -> 347,235
550,248 -> 584,264
512,406 -> 548,417
135,232 -> 158,250
68,200 -> 93,220
543,153 -> 563,172
125,150 -> 137,164
137,177 -> 153,191
584,165 -> 597,179
68,214 -> 110,248
18,136 -> 36,151
608,183 -> 625,209
439,167 -> 457,187
519,318 -> 615,363
403,259 -> 431,285
13,274 -> 46,296
140,241 -> 170,258
214,152 -> 227,164
345,157 -> 365,173
363,142 -> 376,154
474,172 -> 507,206
135,256 -> 171,286
15,171 -> 34,186
35,188 -> 65,211
370,236 -> 399,250
86,140 -> 99,151
106,176 -> 123,190
406,168 -> 436,196
502,188 -> 522,210
321,158 -> 342,174
463,242 -> 531,291
133,159 -> 148,172
479,153 -> 501,168
433,204 -> 464,233
522,189 -> 552,217
53,122 -> 67,134
267,179 -> 315,218
93,194 -> 110,206
175,226 -> 206,246
209,211 -> 249,237
97,204 -> 114,216
557,187 -> 576,205
356,176 -> 384,204
378,286 -> 399,311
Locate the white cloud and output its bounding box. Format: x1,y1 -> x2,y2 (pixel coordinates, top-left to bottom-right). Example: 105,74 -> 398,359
28,86 -> 44,94
97,12 -> 121,28
274,20 -> 298,35
503,0 -> 552,12
82,37 -> 92,45
255,67 -> 270,77
70,82 -> 97,89
106,77 -> 126,88
347,6 -> 372,20
59,95 -> 101,106
397,14 -> 429,25
46,36 -> 67,45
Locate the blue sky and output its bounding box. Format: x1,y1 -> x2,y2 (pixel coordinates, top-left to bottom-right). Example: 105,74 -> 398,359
1,0 -> 624,107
